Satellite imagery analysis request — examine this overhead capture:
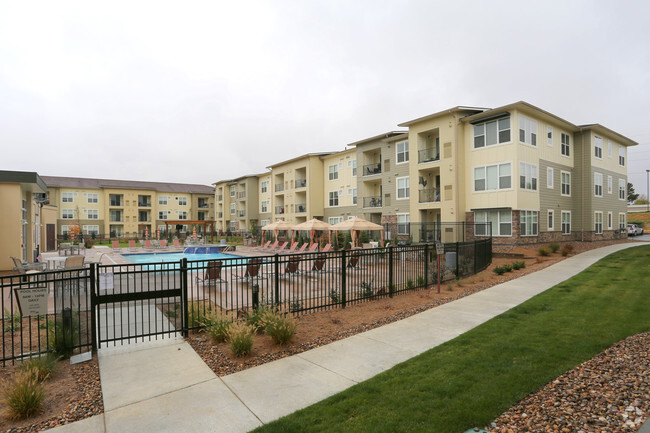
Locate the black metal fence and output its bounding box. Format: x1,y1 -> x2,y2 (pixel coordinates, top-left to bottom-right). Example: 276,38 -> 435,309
1,239 -> 492,363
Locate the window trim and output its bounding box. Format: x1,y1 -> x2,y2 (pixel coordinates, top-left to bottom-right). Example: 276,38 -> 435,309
396,176 -> 410,200
473,116 -> 511,149
395,140 -> 409,165
594,172 -> 603,197
519,162 -> 538,191
561,210 -> 571,235
547,126 -> 553,146
62,209 -> 74,219
519,115 -> 538,147
607,212 -> 613,230
474,209 -> 512,237
561,171 -> 571,197
619,179 -> 626,201
547,167 -> 554,189
87,209 -> 99,220
62,192 -> 74,203
87,193 -> 98,204
396,213 -> 410,235
594,211 -> 603,235
473,162 -> 512,192
561,132 -> 571,157
594,136 -> 603,159
520,210 -> 539,237
548,209 -> 554,231
618,145 -> 626,167
328,164 -> 339,181
328,190 -> 339,207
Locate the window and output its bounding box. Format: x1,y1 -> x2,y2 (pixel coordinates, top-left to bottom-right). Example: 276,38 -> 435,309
230,186 -> 236,197
594,212 -> 603,234
473,117 -> 511,148
547,126 -> 553,146
61,225 -> 69,235
83,225 -> 99,236
397,214 -> 410,235
594,172 -> 603,197
329,191 -> 339,207
87,193 -> 98,203
474,210 -> 512,236
261,181 -> 268,193
177,196 -> 187,206
260,220 -> 270,227
548,209 -> 554,231
159,211 -> 168,220
474,163 -> 511,191
87,209 -> 98,220
261,200 -> 269,213
607,212 -> 613,230
352,160 -> 357,176
561,133 -> 570,157
619,179 -> 626,200
607,176 -> 613,194
520,210 -> 538,236
328,164 -> 339,180
62,192 -> 74,203
519,115 -> 538,146
519,162 -> 538,191
349,188 -> 357,205
608,141 -> 612,158
561,171 -> 571,196
619,145 -> 625,166
547,167 -> 554,189
62,209 -> 74,219
178,211 -> 188,220
329,216 -> 343,225
230,203 -> 236,215
562,211 -> 571,235
396,140 -> 409,163
594,136 -> 603,159
158,196 -> 168,205
397,177 -> 410,199
619,213 -> 626,231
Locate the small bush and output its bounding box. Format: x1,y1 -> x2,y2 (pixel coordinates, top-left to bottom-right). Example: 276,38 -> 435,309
245,304 -> 276,333
20,354 -> 60,382
564,244 -> 574,253
202,312 -> 231,343
48,314 -> 79,358
187,300 -> 211,329
330,289 -> 341,304
228,322 -> 254,357
456,278 -> 464,287
512,261 -> 526,270
536,256 -> 544,263
265,314 -> 297,345
4,310 -> 22,333
493,266 -> 505,275
502,264 -> 513,273
406,279 -> 415,290
446,284 -> 454,291
561,247 -> 570,257
548,243 -> 560,253
2,372 -> 45,420
360,281 -> 373,298
537,247 -> 550,257
416,276 -> 425,287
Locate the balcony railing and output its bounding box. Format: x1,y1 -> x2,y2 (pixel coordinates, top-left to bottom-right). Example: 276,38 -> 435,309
109,216 -> 123,222
138,218 -> 152,223
217,195 -> 223,201
138,201 -> 151,207
275,184 -> 284,193
198,202 -> 209,209
238,191 -> 246,199
296,203 -> 307,213
363,162 -> 381,176
363,196 -> 382,208
418,147 -> 440,164
275,206 -> 285,215
109,199 -> 123,207
218,212 -> 223,218
295,178 -> 307,188
238,211 -> 245,218
418,188 -> 441,203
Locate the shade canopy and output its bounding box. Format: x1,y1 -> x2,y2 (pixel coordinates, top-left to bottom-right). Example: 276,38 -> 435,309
292,218 -> 333,231
331,217 -> 384,248
261,220 -> 294,231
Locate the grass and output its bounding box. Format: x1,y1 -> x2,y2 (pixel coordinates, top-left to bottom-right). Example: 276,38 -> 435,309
252,245 -> 650,433
1,372 -> 45,420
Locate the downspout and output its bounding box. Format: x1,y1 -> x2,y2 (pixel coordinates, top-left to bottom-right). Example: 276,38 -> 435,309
580,130 -> 584,242
454,114 -> 460,224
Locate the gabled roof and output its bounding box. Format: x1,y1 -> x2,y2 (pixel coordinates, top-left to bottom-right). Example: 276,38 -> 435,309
267,152 -> 333,169
577,124 -> 638,147
462,101 -> 579,130
41,176 -> 214,194
346,131 -> 408,147
398,106 -> 489,127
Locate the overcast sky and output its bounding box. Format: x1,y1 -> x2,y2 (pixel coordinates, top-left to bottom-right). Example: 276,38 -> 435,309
1,0 -> 650,196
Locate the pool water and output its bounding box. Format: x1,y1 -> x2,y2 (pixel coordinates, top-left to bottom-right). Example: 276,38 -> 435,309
122,252 -> 241,264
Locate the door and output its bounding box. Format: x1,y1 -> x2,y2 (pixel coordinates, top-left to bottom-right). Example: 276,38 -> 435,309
47,224 -> 56,251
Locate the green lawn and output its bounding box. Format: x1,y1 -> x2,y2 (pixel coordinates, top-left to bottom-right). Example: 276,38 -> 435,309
253,245 -> 650,433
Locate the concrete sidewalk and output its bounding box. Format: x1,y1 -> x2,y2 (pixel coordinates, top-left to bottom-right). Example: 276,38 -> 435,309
46,242 -> 646,433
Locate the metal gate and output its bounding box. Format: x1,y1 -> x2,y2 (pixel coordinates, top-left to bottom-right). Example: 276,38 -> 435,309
91,260 -> 188,349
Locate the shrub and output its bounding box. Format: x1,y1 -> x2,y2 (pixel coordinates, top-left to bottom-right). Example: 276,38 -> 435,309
537,247 -> 550,257
4,309 -> 22,333
20,354 -> 59,382
502,264 -> 513,273
416,276 -> 425,287
245,304 -> 276,334
265,314 -> 298,345
202,312 -> 231,343
406,278 -> 415,290
48,313 -> 79,358
227,322 -> 254,357
329,289 -> 341,304
187,300 -> 211,329
548,243 -> 560,253
493,266 -> 505,275
561,247 -> 570,257
536,256 -> 544,263
360,281 -> 373,298
512,261 -> 526,270
2,372 -> 45,420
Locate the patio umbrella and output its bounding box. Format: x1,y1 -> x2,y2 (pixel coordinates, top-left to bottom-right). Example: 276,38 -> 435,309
292,218 -> 333,244
145,227 -> 149,239
331,216 -> 384,248
156,228 -> 160,240
192,227 -> 197,239
261,220 -> 294,243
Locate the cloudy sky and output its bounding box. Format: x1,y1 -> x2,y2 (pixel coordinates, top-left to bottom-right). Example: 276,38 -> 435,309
1,0 -> 650,195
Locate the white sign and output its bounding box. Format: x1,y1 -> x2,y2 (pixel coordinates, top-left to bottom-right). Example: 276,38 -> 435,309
435,242 -> 444,255
14,287 -> 49,316
99,273 -> 114,291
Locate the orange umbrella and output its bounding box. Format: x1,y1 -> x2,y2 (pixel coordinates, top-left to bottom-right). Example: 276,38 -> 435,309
156,228 -> 160,240
145,227 -> 149,239
192,227 -> 197,238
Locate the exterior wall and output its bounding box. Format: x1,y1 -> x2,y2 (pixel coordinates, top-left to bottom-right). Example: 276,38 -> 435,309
0,184 -> 23,269
214,182 -> 228,232
538,159 -> 575,233
322,149 -> 357,224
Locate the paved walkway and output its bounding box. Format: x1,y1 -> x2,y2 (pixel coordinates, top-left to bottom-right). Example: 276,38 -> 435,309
46,241 -> 648,433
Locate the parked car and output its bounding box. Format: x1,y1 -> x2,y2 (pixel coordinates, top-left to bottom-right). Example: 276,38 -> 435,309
627,224 -> 644,236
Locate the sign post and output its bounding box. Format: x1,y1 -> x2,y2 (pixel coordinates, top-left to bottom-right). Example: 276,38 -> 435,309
435,242 -> 444,294
14,287 -> 49,317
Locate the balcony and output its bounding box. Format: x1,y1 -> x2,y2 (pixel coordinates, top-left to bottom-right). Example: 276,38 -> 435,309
363,162 -> 381,176
218,212 -> 223,218
138,218 -> 152,223
296,203 -> 307,213
275,184 -> 284,193
418,147 -> 440,164
198,201 -> 209,209
109,215 -> 123,223
138,200 -> 151,207
295,178 -> 307,189
275,206 -> 285,215
418,188 -> 440,203
109,198 -> 123,207
363,196 -> 382,208
237,191 -> 246,199
217,195 -> 223,201
238,210 -> 245,218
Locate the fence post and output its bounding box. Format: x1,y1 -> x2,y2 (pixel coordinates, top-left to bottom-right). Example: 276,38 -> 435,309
455,242 -> 460,278
388,246 -> 394,298
474,240 -> 477,275
341,249 -> 347,308
274,254 -> 280,307
424,244 -> 429,289
90,263 -> 97,352
181,258 -> 188,337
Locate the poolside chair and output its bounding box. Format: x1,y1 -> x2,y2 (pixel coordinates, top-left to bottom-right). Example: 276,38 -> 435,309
254,241 -> 271,251
272,242 -> 288,252
233,258 -> 266,282
172,239 -> 183,251
285,242 -> 299,254
11,256 -> 46,273
128,240 -> 137,251
159,240 -> 168,250
143,240 -> 154,251
346,250 -> 363,270
321,243 -> 332,253
112,240 -> 121,252
291,243 -> 308,254
282,256 -> 302,278
58,255 -> 85,270
306,243 -> 319,253
86,252 -> 105,266
197,260 -> 228,291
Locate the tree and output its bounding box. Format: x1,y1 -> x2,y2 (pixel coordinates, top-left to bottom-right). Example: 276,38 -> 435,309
627,182 -> 639,204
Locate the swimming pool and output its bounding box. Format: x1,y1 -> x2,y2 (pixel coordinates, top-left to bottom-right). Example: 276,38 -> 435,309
122,252 -> 241,264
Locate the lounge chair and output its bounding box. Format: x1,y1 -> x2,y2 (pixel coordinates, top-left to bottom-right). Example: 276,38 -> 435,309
285,242 -> 299,254
128,240 -> 137,251
159,240 -> 168,250
282,256 -> 302,278
143,240 -> 154,251
172,239 -> 183,250
254,241 -> 271,251
307,254 -> 329,275
112,241 -> 121,252
233,258 -> 266,282
291,243 -> 308,254
306,243 -> 319,253
272,242 -> 288,252
321,243 -> 332,253
197,260 -> 228,290
346,250 -> 363,270
58,255 -> 85,269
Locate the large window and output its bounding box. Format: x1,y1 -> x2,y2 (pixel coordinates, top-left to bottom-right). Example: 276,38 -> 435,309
261,200 -> 269,213
594,211 -> 603,234
519,116 -> 538,146
230,203 -> 236,215
397,177 -> 410,199
83,225 -> 99,236
261,181 -> 269,193
619,213 -> 626,231
547,167 -> 554,189
87,193 -> 98,203
474,210 -> 512,236
159,211 -> 168,220
594,172 -> 603,197
520,210 -> 538,236
562,211 -> 571,235
87,209 -> 98,220
607,175 -> 613,194
62,192 -> 74,203
230,186 -> 236,197
396,140 -> 409,163
397,213 -> 410,235
158,196 -> 168,205
177,196 -> 187,206
177,211 -> 188,220
594,136 -> 603,159
328,164 -> 339,181
619,179 -> 626,200
561,133 -> 570,157
561,171 -> 571,196
328,191 -> 339,207
62,209 -> 74,219
548,209 -> 554,231
619,145 -> 625,166
519,162 -> 538,191
329,216 -> 344,225
473,117 -> 511,148
474,163 -> 511,191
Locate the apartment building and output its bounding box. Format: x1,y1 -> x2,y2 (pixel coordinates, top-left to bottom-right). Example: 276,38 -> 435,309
322,148 -> 357,225
42,176 -> 214,238
213,175 -> 260,233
